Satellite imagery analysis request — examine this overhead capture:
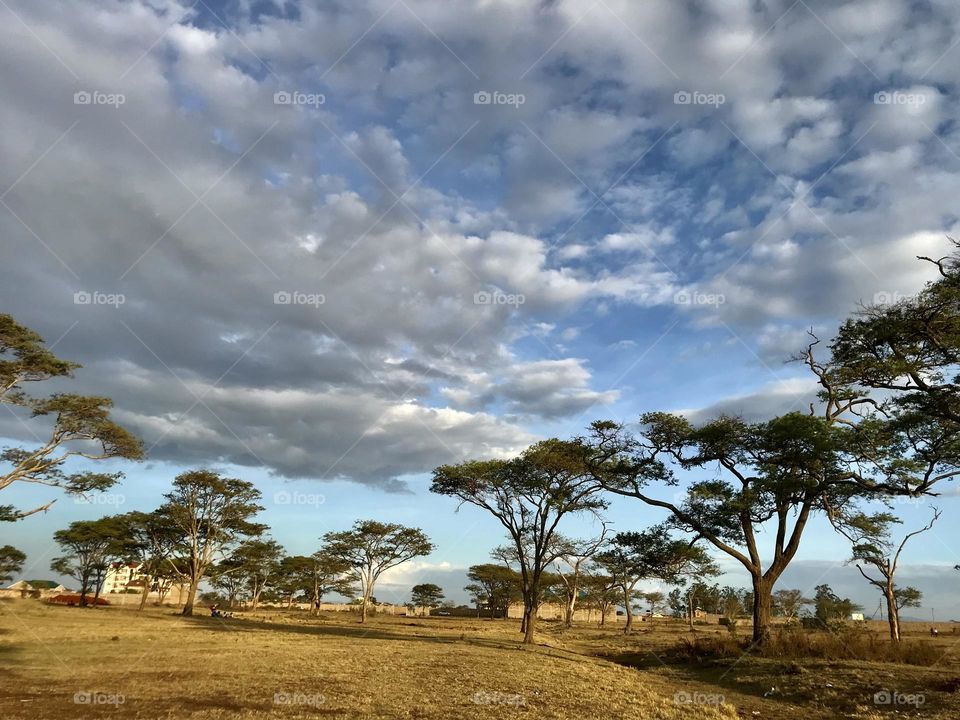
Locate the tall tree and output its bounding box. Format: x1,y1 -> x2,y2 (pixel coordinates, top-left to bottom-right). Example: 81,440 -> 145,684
410,583 -> 445,616
431,439 -> 606,644
50,516 -> 126,605
0,314 -> 143,521
322,520 -> 433,623
230,539 -> 285,610
0,544 -> 26,583
112,510 -> 183,610
161,470 -> 265,616
829,506 -> 940,641
586,412 -> 862,644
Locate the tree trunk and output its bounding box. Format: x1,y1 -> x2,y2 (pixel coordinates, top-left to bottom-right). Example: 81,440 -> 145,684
523,601 -> 537,644
751,575 -> 772,645
885,587 -> 900,642
181,578 -> 200,616
138,575 -> 152,611
360,593 -> 369,622
623,586 -> 634,635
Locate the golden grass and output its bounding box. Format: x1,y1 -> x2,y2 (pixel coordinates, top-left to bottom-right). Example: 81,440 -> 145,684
0,600 -> 739,720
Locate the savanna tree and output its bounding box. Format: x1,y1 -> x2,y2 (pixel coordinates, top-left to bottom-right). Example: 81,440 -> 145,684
586,412 -> 865,644
161,470 -> 265,616
229,539 -> 285,610
410,583 -> 445,616
50,516 -> 126,605
772,588 -> 811,620
829,505 -> 940,641
553,527 -> 609,627
431,439 -> 606,644
323,520 -> 433,623
0,544 -> 26,582
0,314 -> 142,520
112,510 -> 184,610
464,563 -> 521,619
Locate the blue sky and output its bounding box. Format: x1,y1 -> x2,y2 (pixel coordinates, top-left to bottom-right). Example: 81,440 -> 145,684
2,0 -> 960,617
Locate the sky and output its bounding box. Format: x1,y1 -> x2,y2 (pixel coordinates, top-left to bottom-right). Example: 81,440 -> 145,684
2,0 -> 960,617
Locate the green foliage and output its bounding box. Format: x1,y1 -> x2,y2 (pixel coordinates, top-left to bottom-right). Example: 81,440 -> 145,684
0,544 -> 26,582
411,583 -> 445,610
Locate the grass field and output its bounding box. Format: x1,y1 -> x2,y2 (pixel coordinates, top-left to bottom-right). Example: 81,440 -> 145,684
1,600 -> 958,718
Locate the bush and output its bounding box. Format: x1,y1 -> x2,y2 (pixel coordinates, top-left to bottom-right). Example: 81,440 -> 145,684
675,625 -> 941,666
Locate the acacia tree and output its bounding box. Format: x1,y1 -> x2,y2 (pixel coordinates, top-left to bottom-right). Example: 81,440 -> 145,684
772,588 -> 811,620
161,470 -> 265,616
301,550 -> 356,614
229,539 -> 284,610
0,545 -> 26,582
323,520 -> 433,623
829,506 -> 940,641
50,516 -> 126,605
553,527 -> 609,627
580,572 -> 619,626
113,510 -> 183,610
586,412 -> 866,645
464,564 -> 521,619
595,536 -> 648,634
0,314 -> 143,521
411,583 -> 445,616
431,439 -> 606,644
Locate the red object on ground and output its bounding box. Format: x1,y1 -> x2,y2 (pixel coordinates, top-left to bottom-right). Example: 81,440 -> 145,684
46,594 -> 110,606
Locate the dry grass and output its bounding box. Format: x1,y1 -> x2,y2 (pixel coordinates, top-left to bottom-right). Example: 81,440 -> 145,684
0,600 -> 738,720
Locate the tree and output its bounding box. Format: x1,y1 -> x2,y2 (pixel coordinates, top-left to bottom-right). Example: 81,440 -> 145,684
229,539 -> 284,610
580,572 -> 619,626
160,470 -> 265,616
111,510 -> 183,610
50,516 -> 126,605
302,550 -> 356,614
829,506 -> 940,641
813,584 -> 862,625
643,591 -> 665,615
895,586 -> 923,613
411,583 -> 445,616
586,411 -> 864,645
0,545 -> 26,582
322,520 -> 433,623
0,314 -> 143,520
772,589 -> 811,620
431,439 -> 606,644
553,527 -> 609,627
594,534 -> 648,635
464,564 -> 522,619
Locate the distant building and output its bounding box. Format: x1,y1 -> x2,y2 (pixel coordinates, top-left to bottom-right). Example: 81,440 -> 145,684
103,562 -> 147,594
1,580 -> 68,599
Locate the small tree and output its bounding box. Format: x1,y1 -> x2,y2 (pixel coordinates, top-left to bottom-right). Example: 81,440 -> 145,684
829,506 -> 940,641
464,564 -> 522,618
323,520 -> 433,623
595,535 -> 648,635
553,527 -> 609,627
50,516 -> 126,605
0,545 -> 26,582
161,470 -> 265,616
411,583 -> 445,616
580,572 -> 619,626
813,584 -> 862,626
0,314 -> 143,520
229,539 -> 284,610
432,439 -> 606,644
772,588 -> 811,620
643,591 -> 665,615
112,510 -> 184,610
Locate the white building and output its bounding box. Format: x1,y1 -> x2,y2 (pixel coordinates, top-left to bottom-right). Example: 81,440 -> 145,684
103,562 -> 148,594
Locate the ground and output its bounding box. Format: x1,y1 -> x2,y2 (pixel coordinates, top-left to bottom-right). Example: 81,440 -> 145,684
0,600 -> 957,719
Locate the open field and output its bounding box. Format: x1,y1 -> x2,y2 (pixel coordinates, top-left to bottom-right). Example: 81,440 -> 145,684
2,601 -> 959,719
